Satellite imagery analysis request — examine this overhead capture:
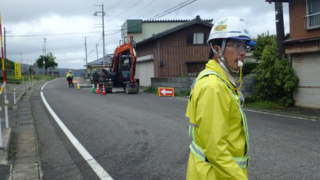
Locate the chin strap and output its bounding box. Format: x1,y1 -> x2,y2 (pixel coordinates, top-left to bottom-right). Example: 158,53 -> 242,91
209,42 -> 238,74
210,42 -> 243,90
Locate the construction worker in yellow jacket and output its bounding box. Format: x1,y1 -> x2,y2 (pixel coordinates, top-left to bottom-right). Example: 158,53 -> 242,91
186,16 -> 257,180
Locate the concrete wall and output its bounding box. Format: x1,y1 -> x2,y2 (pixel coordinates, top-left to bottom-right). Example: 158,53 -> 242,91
151,77 -> 190,94
151,76 -> 256,97
235,77 -> 255,98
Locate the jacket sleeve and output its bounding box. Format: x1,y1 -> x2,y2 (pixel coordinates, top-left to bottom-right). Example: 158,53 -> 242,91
195,81 -> 247,179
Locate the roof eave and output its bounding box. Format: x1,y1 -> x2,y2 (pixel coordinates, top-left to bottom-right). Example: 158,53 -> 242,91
137,20 -> 212,45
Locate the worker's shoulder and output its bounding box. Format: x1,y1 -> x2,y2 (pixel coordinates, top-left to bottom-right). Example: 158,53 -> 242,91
193,76 -> 226,96
197,72 -> 225,86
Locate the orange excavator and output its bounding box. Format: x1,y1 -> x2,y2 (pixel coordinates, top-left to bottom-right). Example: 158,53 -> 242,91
100,35 -> 139,94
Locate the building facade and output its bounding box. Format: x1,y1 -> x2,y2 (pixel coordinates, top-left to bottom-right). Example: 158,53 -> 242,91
268,0 -> 320,108
128,16 -> 213,86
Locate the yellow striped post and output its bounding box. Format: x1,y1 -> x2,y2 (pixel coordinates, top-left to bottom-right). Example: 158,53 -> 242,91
0,9 -> 7,94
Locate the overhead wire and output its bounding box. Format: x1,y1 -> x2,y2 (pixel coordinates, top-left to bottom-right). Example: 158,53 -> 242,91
109,0 -> 143,20
147,0 -> 195,20
105,0 -> 197,35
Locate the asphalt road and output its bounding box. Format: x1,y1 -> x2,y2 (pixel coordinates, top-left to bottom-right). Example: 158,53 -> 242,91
31,78 -> 320,180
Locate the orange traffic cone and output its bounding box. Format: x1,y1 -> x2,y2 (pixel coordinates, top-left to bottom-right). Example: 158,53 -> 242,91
96,83 -> 100,94
101,84 -> 106,95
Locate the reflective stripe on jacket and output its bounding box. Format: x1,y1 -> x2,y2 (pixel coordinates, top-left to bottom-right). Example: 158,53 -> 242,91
186,60 -> 249,180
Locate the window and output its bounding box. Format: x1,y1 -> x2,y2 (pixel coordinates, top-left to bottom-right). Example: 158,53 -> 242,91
305,0 -> 320,30
187,32 -> 205,44
187,63 -> 206,76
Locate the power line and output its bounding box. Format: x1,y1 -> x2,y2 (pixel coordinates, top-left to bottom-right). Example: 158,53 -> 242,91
123,0 -> 156,21
104,0 -> 197,35
87,37 -> 102,57
6,30 -> 120,37
109,0 -> 143,19
148,0 -> 196,20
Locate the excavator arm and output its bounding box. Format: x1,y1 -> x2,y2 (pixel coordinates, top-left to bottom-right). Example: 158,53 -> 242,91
112,35 -> 138,93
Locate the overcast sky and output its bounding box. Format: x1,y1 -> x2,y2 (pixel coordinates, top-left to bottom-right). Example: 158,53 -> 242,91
1,0 -> 289,69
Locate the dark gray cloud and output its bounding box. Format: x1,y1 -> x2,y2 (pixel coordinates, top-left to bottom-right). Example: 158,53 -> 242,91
1,0 -> 289,69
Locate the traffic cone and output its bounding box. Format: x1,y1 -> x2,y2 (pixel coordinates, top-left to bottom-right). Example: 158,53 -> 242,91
77,81 -> 80,90
91,83 -> 95,93
96,83 -> 100,94
101,84 -> 106,95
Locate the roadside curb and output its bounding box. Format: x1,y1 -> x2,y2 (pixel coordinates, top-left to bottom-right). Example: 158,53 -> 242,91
0,128 -> 12,165
8,80 -> 46,180
176,95 -> 320,122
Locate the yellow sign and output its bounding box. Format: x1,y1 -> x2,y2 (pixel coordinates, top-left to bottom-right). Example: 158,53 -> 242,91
14,63 -> 22,79
158,87 -> 174,97
214,25 -> 227,31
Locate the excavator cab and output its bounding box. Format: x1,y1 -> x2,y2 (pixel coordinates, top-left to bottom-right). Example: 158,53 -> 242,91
117,55 -> 132,82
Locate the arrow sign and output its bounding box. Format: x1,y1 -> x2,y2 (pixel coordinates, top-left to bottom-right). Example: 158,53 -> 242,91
158,87 -> 174,97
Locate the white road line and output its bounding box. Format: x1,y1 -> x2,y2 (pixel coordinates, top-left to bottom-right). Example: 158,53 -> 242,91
243,109 -> 317,122
40,80 -> 113,180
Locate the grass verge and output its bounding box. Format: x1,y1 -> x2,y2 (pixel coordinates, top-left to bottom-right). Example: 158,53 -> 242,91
243,100 -> 281,109
143,86 -> 157,93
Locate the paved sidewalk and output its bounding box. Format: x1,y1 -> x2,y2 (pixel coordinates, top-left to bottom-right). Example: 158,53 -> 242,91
10,88 -> 42,179
0,80 -> 43,180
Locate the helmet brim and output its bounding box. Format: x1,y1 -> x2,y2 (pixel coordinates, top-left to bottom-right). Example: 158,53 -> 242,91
227,36 -> 257,46
248,40 -> 257,46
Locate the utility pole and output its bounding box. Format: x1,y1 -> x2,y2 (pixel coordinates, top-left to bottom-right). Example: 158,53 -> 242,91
84,37 -> 88,77
94,4 -> 106,68
3,27 -> 6,82
96,44 -> 99,59
43,38 -> 46,79
275,2 -> 285,60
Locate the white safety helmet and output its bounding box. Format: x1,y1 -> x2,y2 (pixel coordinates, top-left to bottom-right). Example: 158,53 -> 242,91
69,70 -> 72,73
207,16 -> 256,73
207,16 -> 256,44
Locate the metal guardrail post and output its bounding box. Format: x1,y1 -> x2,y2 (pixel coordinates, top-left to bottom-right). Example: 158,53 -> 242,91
4,99 -> 9,128
13,88 -> 16,106
0,107 -> 3,149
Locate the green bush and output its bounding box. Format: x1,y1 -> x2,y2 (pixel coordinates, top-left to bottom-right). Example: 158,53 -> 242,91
253,41 -> 299,107
174,90 -> 191,96
252,34 -> 277,61
143,86 -> 157,93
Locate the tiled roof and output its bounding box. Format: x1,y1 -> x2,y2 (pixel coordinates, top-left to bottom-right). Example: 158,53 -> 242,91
86,54 -> 113,66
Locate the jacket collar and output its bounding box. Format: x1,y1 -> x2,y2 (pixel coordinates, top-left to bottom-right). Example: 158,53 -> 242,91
206,60 -> 236,87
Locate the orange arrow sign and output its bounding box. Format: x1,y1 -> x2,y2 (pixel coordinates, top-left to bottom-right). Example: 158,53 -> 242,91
158,87 -> 174,97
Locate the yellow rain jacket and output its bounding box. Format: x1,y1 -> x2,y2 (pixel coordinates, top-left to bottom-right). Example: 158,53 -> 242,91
186,60 -> 249,180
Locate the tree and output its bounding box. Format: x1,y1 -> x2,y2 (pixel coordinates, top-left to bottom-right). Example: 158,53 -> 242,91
253,41 -> 299,107
252,34 -> 277,61
0,58 -> 15,71
35,52 -> 58,74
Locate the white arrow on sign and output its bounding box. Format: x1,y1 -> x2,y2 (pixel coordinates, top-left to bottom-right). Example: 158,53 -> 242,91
161,89 -> 172,95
